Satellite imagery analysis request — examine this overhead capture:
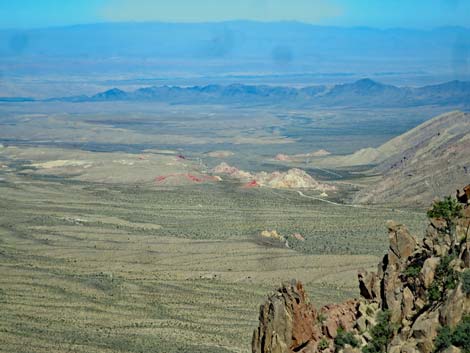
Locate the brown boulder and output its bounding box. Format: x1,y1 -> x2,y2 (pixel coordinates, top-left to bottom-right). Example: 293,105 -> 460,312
410,310 -> 440,353
383,266 -> 404,323
402,286 -> 415,319
420,257 -> 440,289
252,280 -> 321,353
459,241 -> 470,268
387,221 -> 417,262
358,270 -> 380,300
440,283 -> 470,328
321,300 -> 358,338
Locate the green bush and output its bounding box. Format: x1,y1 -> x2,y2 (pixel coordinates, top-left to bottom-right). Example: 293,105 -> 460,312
427,197 -> 462,254
404,264 -> 422,278
434,326 -> 452,352
428,284 -> 441,302
462,270 -> 470,296
318,338 -> 329,351
427,197 -> 462,221
428,255 -> 460,303
362,311 -> 395,353
434,316 -> 470,353
334,327 -> 359,350
452,316 -> 470,352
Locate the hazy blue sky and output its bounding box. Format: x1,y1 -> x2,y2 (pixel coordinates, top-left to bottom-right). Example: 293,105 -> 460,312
1,0 -> 469,29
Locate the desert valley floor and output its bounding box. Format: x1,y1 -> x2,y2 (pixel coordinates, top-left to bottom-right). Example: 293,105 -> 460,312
2,97 -> 470,352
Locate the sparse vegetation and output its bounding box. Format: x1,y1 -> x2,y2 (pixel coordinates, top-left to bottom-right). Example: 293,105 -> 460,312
334,327 -> 359,350
452,316 -> 470,353
0,106 -> 429,353
434,325 -> 453,352
428,255 -> 460,303
3,171 -> 413,353
427,197 -> 463,252
427,196 -> 462,221
317,313 -> 327,324
318,338 -> 330,351
434,316 -> 470,353
462,270 -> 470,295
404,263 -> 422,278
362,311 -> 395,353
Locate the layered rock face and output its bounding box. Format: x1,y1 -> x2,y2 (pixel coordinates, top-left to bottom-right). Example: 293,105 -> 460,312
252,207 -> 470,353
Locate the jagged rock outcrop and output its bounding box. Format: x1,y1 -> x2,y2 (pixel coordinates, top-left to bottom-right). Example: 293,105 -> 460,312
252,202 -> 470,353
252,280 -> 362,353
321,300 -> 359,339
252,280 -> 320,353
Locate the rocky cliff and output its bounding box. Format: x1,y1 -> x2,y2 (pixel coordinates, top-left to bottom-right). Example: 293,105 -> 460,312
252,204 -> 470,353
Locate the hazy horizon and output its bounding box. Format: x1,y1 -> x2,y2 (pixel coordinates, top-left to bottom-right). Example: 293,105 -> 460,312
3,19 -> 470,32
2,0 -> 470,29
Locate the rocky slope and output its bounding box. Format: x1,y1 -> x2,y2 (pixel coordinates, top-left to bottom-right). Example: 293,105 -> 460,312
252,205 -> 470,353
353,111 -> 470,206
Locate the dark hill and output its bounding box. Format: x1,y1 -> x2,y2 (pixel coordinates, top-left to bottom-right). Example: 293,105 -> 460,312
49,79 -> 470,108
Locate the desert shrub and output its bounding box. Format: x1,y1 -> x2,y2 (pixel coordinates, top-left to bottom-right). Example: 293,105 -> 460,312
334,327 -> 359,350
452,316 -> 470,352
317,313 -> 326,324
318,338 -> 329,351
427,197 -> 462,254
434,325 -> 452,352
434,316 -> 470,353
462,270 -> 470,295
428,284 -> 441,302
362,310 -> 395,353
427,197 -> 462,221
428,255 -> 460,303
404,263 -> 422,278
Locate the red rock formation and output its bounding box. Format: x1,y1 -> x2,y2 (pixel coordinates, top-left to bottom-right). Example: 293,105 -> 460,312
252,280 -> 361,353
252,280 -> 321,353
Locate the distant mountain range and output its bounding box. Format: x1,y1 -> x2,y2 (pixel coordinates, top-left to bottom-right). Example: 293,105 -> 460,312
30,79 -> 469,108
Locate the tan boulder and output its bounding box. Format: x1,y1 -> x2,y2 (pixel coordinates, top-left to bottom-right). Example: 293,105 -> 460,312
414,297 -> 426,311
420,257 -> 440,289
401,343 -> 419,353
383,269 -> 404,323
439,283 -> 470,328
380,222 -> 418,323
429,218 -> 447,231
355,316 -> 367,333
410,310 -> 440,353
460,243 -> 470,268
358,270 -> 380,300
402,286 -> 415,319
387,221 -> 417,262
